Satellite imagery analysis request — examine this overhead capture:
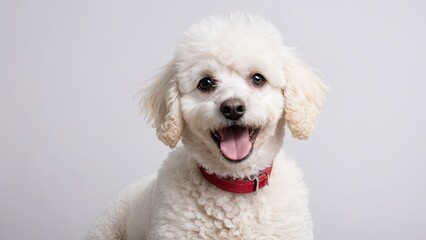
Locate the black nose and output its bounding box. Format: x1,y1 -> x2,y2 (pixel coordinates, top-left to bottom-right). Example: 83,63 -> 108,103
220,98 -> 246,120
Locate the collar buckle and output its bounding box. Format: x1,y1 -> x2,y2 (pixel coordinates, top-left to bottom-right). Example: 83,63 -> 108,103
248,174 -> 260,193
254,175 -> 260,192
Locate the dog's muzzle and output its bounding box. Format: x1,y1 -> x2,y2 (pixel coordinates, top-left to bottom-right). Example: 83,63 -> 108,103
211,98 -> 260,162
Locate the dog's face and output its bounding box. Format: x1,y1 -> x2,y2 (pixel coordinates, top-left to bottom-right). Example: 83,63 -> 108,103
142,14 -> 327,177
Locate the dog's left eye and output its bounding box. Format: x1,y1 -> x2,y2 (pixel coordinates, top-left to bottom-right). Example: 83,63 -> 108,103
198,77 -> 215,91
251,73 -> 266,86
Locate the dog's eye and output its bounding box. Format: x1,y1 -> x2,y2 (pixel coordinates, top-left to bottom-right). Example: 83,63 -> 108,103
251,73 -> 266,86
198,77 -> 215,91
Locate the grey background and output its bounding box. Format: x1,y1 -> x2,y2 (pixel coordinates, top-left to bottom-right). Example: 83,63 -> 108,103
1,0 -> 425,239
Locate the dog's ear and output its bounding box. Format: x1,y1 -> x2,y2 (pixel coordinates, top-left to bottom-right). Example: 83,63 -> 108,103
140,60 -> 183,148
283,49 -> 327,140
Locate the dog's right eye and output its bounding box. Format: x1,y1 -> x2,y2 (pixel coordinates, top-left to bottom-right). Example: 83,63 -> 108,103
251,73 -> 266,86
198,77 -> 215,91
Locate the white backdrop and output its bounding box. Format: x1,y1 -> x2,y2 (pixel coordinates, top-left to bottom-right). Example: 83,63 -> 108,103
1,0 -> 425,239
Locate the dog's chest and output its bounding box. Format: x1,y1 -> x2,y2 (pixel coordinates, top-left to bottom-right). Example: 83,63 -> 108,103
151,169 -> 285,239
147,150 -> 311,240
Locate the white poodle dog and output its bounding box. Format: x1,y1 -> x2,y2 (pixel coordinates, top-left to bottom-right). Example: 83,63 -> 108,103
86,13 -> 327,240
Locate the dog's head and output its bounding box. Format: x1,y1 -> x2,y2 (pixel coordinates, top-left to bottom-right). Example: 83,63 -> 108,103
142,14 -> 327,177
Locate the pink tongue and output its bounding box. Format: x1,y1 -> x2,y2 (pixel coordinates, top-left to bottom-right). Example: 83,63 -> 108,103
219,126 -> 252,161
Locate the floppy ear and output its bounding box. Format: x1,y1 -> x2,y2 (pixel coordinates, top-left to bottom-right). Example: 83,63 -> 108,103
140,60 -> 183,148
283,49 -> 327,140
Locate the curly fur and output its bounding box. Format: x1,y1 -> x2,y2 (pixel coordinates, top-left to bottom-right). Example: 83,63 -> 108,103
283,50 -> 327,140
141,60 -> 183,148
86,13 -> 327,240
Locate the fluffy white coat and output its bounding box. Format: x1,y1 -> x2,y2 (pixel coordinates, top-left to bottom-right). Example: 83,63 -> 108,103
86,13 -> 327,240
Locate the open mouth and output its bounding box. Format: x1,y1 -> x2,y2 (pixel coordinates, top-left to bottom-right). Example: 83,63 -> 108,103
211,126 -> 260,162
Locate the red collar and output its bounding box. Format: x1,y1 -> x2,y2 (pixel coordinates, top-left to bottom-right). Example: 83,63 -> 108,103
198,165 -> 273,194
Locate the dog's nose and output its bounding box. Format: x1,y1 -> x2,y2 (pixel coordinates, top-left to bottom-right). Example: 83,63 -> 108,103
220,98 -> 246,120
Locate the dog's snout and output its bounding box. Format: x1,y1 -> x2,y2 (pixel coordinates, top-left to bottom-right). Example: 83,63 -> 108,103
220,98 -> 246,120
